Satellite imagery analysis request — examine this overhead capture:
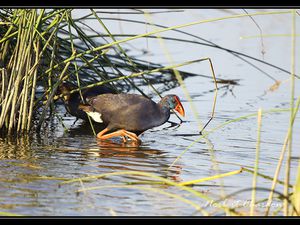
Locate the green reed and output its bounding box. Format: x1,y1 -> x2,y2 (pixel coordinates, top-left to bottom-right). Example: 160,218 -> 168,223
0,9 -> 197,135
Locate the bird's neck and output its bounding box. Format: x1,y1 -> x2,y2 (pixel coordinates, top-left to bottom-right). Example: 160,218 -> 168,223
157,102 -> 171,125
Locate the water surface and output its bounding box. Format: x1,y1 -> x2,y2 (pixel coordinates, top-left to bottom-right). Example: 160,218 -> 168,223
0,9 -> 299,216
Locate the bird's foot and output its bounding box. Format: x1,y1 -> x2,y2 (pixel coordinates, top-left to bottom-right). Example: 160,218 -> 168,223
96,128 -> 141,145
121,136 -> 127,143
122,130 -> 141,145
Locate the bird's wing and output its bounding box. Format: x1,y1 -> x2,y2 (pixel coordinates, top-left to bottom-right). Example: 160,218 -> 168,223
88,93 -> 154,114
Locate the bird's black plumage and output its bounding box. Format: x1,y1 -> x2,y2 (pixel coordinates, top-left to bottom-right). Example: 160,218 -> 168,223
80,93 -> 183,136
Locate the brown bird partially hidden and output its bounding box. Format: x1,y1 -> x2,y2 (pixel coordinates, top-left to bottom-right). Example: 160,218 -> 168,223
58,82 -> 117,120
78,93 -> 185,144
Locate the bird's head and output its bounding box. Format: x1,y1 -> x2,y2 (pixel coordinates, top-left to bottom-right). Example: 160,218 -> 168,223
161,95 -> 185,117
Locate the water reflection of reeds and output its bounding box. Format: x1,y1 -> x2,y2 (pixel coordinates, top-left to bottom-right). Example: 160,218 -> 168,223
0,137 -> 34,159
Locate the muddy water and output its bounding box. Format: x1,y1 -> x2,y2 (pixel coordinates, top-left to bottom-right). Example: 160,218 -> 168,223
0,9 -> 300,216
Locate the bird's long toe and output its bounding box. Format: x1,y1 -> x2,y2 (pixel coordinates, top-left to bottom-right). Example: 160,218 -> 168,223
124,131 -> 141,144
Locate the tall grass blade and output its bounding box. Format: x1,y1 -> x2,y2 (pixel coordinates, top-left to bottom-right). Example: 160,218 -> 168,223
250,108 -> 262,216
284,9 -> 296,216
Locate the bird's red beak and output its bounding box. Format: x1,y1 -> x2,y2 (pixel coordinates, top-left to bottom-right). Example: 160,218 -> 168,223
174,96 -> 185,117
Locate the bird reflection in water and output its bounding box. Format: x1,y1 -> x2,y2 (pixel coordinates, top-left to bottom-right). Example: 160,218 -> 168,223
63,120 -> 184,182
82,137 -> 183,183
94,138 -> 160,157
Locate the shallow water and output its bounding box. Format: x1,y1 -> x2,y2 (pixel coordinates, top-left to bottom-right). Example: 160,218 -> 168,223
0,9 -> 300,216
